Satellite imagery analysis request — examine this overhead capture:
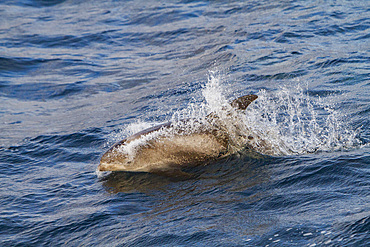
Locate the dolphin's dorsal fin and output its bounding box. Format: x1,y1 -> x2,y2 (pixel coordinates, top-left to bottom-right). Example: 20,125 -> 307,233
231,94 -> 258,110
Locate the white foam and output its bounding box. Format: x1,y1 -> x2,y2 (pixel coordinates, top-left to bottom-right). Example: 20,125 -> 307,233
115,125 -> 173,160
244,85 -> 361,155
95,167 -> 110,178
111,71 -> 361,157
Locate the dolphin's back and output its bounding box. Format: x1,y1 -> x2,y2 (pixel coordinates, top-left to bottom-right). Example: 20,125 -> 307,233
108,122 -> 172,151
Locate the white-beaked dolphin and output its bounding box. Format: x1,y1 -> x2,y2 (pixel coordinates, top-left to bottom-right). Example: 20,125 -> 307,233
98,94 -> 258,176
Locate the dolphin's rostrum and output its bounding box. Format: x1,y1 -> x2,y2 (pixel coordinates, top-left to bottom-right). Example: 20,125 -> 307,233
98,94 -> 258,175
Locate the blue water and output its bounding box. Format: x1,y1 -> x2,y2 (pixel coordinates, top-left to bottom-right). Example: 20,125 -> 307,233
1,0 -> 369,246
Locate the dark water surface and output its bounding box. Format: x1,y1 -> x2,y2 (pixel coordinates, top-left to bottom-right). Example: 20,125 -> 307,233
1,0 -> 369,246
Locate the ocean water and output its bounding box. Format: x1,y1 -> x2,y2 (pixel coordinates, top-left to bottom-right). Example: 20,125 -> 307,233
0,0 -> 369,246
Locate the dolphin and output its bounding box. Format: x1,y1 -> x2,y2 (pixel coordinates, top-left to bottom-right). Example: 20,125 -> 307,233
98,94 -> 258,176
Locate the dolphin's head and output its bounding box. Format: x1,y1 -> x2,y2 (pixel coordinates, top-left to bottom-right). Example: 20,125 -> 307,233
98,148 -> 132,172
231,94 -> 258,110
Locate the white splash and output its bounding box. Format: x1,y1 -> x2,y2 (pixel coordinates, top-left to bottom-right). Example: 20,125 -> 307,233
202,71 -> 230,115
111,72 -> 361,157
199,72 -> 360,156
242,85 -> 361,155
